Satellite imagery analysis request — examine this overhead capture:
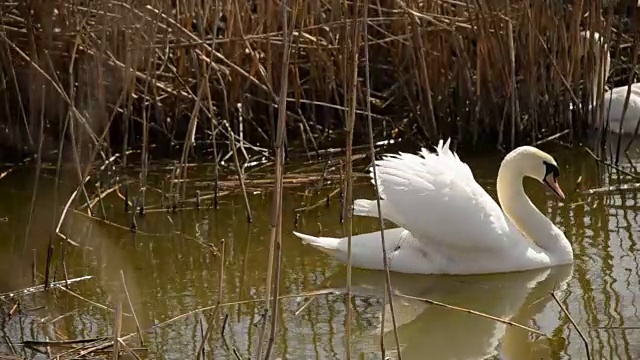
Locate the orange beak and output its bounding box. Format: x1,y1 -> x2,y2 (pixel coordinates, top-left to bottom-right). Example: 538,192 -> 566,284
543,173 -> 565,201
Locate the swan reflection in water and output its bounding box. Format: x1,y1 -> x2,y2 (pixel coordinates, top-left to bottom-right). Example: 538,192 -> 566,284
313,264 -> 573,359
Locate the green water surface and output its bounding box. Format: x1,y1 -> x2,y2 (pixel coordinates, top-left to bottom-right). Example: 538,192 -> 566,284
0,137 -> 639,359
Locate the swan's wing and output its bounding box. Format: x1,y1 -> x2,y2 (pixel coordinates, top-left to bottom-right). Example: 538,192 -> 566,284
355,139 -> 475,225
367,139 -> 475,194
370,139 -> 513,251
420,138 -> 476,183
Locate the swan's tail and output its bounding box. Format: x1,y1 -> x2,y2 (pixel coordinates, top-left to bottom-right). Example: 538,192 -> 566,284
353,199 -> 402,226
293,231 -> 343,258
353,199 -> 380,218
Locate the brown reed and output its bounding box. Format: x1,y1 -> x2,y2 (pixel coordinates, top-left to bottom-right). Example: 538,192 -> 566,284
0,1 -> 638,163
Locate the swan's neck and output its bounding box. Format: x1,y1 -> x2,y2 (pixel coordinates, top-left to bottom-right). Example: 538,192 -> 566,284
496,164 -> 573,262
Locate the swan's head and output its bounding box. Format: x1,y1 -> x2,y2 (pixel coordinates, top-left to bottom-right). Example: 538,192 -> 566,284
502,146 -> 565,200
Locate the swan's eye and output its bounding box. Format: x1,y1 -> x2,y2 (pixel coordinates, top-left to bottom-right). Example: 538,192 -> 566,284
543,161 -> 560,179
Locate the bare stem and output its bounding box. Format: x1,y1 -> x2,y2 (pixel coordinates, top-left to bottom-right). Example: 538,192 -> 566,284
259,1 -> 292,358
343,1 -> 362,358
361,5 -> 402,358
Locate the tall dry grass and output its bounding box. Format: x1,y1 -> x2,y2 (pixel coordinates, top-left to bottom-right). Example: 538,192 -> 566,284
0,0 -> 638,161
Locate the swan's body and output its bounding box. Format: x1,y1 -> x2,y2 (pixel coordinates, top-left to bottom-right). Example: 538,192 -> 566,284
293,139 -> 573,275
580,30 -> 640,134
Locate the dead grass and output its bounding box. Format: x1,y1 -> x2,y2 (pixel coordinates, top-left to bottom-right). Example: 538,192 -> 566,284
0,0 -> 637,162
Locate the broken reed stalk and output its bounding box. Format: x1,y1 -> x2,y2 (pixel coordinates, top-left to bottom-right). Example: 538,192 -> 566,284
259,1 -> 292,358
343,0 -> 362,358
361,6 -> 402,358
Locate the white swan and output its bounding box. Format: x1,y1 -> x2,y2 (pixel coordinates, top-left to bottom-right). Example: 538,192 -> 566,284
293,139 -> 573,275
579,30 -> 640,134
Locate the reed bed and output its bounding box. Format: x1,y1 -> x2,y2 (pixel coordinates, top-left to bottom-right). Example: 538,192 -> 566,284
0,0 -> 638,162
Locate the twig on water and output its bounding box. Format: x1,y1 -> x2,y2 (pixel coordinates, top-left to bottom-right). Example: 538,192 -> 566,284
0,275 -> 92,300
584,147 -> 640,181
396,292 -> 546,336
56,285 -> 132,317
550,291 -> 592,360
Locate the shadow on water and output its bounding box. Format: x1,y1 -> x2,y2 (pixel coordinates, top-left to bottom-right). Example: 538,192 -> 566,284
0,142 -> 640,358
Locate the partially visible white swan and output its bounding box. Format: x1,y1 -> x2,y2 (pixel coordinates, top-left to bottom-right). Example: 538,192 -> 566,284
293,139 -> 573,275
579,30 -> 640,134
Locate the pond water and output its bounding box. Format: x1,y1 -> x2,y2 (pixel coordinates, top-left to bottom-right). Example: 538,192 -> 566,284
1,137 -> 640,359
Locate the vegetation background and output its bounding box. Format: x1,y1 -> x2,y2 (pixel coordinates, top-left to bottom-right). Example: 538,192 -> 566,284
1,0 -> 638,164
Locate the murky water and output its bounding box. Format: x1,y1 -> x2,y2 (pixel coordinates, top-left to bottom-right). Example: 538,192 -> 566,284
1,140 -> 640,359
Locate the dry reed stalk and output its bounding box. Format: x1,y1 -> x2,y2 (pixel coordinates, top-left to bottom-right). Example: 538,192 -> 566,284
256,1 -> 292,357
199,3 -> 223,209
32,249 -> 37,286
506,2 -> 518,149
120,270 -> 144,347
583,147 -> 640,181
3,335 -> 17,357
56,285 -> 132,316
342,0 -> 363,358
22,85 -> 46,255
224,120 -> 253,222
195,237 -> 226,359
112,301 -> 123,360
362,4 -> 402,358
